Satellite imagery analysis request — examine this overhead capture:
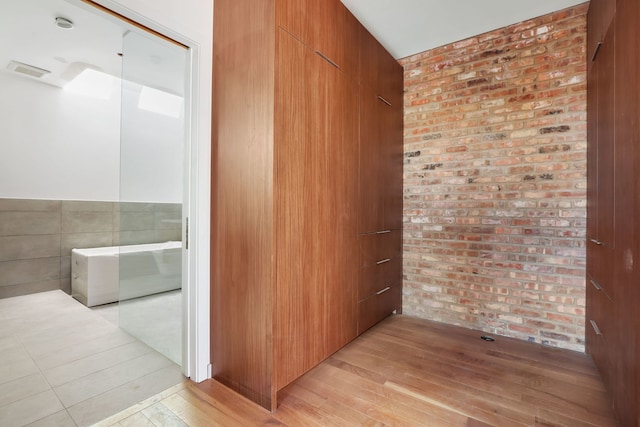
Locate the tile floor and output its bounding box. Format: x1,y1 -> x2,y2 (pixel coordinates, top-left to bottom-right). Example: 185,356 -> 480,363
0,290 -> 184,427
92,290 -> 182,366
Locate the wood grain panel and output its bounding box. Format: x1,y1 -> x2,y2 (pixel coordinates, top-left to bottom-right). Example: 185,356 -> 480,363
595,23 -> 616,258
211,0 -> 277,411
586,0 -> 616,72
274,29 -> 358,390
358,89 -> 385,234
323,44 -> 360,358
276,0 -> 360,78
612,0 -> 640,424
383,65 -> 405,231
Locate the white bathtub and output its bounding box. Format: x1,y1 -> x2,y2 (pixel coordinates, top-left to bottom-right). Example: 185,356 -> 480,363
71,241 -> 182,307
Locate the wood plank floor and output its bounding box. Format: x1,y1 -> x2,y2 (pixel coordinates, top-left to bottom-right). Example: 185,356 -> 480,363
98,315 -> 619,427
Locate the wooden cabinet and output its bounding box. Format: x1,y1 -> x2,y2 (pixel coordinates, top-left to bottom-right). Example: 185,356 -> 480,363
586,0 -> 640,425
276,0 -> 360,77
357,30 -> 404,333
211,0 -> 403,411
274,28 -> 359,389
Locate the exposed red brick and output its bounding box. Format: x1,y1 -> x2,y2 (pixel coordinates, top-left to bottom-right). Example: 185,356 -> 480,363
400,5 -> 587,352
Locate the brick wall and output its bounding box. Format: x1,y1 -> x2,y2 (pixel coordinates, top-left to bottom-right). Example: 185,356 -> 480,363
400,4 -> 588,351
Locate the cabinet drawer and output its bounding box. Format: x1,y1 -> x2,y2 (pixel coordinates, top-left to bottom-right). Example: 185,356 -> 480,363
357,285 -> 401,334
358,258 -> 401,301
359,230 -> 401,267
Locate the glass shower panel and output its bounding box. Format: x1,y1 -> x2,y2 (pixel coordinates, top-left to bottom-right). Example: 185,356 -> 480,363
118,30 -> 188,367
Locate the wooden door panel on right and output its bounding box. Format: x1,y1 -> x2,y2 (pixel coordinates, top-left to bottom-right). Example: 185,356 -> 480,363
275,28 -> 358,390
276,0 -> 360,77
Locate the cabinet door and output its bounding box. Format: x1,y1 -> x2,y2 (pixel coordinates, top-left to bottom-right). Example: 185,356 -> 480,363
613,2 -> 640,424
383,84 -> 404,231
277,0 -> 360,77
358,89 -> 386,233
275,29 -> 358,389
359,89 -> 403,234
587,0 -> 616,72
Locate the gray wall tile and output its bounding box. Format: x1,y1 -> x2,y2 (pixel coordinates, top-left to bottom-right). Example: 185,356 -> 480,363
0,258 -> 60,287
62,212 -> 112,233
0,235 -> 61,262
0,280 -> 61,299
119,202 -> 155,212
0,199 -> 60,212
61,233 -> 113,254
0,212 -> 61,236
60,256 -> 71,279
115,231 -> 157,246
0,198 -> 181,299
154,230 -> 182,242
119,212 -> 155,231
154,212 -> 182,230
61,201 -> 114,212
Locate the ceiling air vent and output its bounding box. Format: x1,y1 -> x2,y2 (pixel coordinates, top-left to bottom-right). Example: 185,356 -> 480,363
6,60 -> 51,78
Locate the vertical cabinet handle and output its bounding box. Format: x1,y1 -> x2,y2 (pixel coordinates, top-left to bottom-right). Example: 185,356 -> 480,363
590,320 -> 602,336
589,238 -> 603,246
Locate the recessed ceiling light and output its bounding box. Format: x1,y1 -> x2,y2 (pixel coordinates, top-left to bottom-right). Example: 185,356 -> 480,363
55,17 -> 74,30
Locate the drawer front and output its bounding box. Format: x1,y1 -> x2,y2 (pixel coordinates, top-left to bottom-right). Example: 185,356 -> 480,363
357,285 -> 401,334
359,230 -> 401,267
359,257 -> 402,301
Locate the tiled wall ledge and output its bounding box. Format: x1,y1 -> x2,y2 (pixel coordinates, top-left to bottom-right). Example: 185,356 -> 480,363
0,198 -> 182,299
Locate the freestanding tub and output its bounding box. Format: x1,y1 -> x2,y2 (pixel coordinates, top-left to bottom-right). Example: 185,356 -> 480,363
71,241 -> 182,307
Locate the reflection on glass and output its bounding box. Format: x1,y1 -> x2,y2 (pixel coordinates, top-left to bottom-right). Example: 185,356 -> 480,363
118,30 -> 188,367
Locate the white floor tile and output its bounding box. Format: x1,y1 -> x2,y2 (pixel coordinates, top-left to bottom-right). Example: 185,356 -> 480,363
24,410 -> 76,427
54,351 -> 174,407
42,340 -> 154,387
0,390 -> 64,427
0,373 -> 51,407
67,365 -> 184,427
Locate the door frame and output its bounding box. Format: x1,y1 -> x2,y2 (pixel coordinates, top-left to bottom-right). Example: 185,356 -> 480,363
73,0 -> 211,382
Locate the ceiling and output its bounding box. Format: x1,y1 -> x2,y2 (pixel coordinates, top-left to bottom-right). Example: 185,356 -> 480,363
0,0 -> 588,90
0,0 -> 185,95
340,0 -> 588,59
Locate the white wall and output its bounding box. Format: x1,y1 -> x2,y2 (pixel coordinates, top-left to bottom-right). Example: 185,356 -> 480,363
0,71 -> 121,200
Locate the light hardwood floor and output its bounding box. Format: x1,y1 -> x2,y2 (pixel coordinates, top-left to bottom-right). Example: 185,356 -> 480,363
98,315 -> 618,427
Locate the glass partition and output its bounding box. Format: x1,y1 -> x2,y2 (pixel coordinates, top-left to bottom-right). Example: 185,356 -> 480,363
118,30 -> 188,366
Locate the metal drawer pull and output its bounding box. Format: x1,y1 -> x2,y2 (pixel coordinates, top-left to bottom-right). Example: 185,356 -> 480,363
376,258 -> 391,265
377,95 -> 391,107
590,320 -> 602,336
589,238 -> 603,245
590,279 -> 602,291
376,286 -> 391,295
315,51 -> 340,69
376,230 -> 391,234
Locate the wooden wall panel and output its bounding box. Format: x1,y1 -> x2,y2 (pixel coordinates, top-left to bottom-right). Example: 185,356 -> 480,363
587,0 -> 640,424
358,89 -> 385,234
613,0 -> 639,424
274,29 -> 358,390
323,51 -> 359,357
211,0 -> 277,411
276,0 -> 360,77
274,31 -> 327,389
